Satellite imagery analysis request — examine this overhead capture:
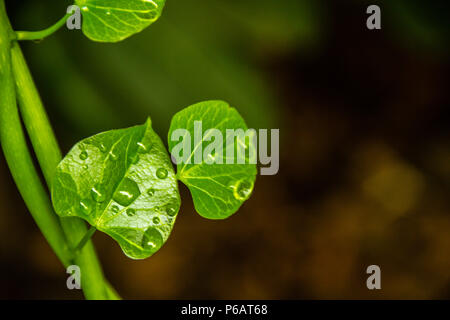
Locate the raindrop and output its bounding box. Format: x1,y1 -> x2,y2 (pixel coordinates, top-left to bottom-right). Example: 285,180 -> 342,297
79,151 -> 88,160
99,143 -> 107,153
91,184 -> 106,202
137,141 -> 151,154
79,199 -> 94,215
165,204 -> 178,217
147,188 -> 156,196
141,228 -> 163,252
152,216 -> 160,224
233,180 -> 254,201
156,168 -> 168,179
126,208 -> 136,217
111,205 -> 119,213
113,178 -> 141,207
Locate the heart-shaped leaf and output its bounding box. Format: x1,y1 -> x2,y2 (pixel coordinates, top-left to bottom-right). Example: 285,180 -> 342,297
51,118 -> 180,259
168,101 -> 257,219
75,0 -> 166,42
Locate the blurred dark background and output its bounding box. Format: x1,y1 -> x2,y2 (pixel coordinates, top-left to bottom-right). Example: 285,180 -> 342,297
1,0 -> 449,299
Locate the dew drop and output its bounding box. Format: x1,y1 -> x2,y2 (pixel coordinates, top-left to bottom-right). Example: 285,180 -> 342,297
164,203 -> 178,217
111,205 -> 119,213
152,216 -> 160,224
79,151 -> 88,160
141,228 -> 163,252
156,168 -> 168,179
106,11 -> 111,15
91,184 -> 106,203
113,178 -> 141,207
233,180 -> 254,201
137,142 -> 151,154
79,199 -> 94,215
147,188 -> 156,196
126,208 -> 136,217
82,164 -> 89,170
99,143 -> 107,153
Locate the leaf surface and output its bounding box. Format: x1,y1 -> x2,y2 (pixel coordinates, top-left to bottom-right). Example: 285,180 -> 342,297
52,119 -> 180,259
75,0 -> 166,42
168,101 -> 257,219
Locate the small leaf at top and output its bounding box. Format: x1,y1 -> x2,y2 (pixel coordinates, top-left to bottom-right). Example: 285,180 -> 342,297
168,101 -> 257,220
51,118 -> 180,259
75,0 -> 166,42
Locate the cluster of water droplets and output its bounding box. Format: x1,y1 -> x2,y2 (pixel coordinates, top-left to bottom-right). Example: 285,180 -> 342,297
76,137 -> 177,253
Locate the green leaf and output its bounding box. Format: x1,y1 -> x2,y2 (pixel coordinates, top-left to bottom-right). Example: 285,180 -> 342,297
51,118 -> 180,259
76,0 -> 166,42
168,101 -> 257,220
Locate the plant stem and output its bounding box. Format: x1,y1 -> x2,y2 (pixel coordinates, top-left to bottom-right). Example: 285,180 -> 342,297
15,12 -> 72,41
10,40 -> 110,301
0,0 -> 73,268
74,226 -> 97,253
0,0 -> 119,299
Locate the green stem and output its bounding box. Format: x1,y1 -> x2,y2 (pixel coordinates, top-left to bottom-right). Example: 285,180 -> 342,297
10,40 -> 110,301
0,0 -> 72,268
74,226 -> 97,253
0,0 -> 119,300
15,12 -> 72,41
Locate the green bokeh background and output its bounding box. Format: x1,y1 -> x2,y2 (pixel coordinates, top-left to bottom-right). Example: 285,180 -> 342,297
1,0 -> 449,299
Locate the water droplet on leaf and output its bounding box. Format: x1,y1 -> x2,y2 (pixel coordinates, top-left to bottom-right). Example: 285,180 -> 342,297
113,178 -> 141,207
152,216 -> 160,224
165,204 -> 178,217
99,144 -> 107,153
126,208 -> 136,216
233,180 -> 254,201
91,184 -> 106,202
156,168 -> 168,179
111,205 -> 119,213
141,228 -> 163,252
79,151 -> 88,160
79,199 -> 94,215
137,141 -> 151,154
147,188 -> 156,196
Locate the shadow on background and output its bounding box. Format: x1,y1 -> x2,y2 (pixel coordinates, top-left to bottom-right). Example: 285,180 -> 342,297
0,0 -> 449,299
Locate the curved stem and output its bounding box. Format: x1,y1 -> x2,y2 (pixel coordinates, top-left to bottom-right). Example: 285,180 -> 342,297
74,226 -> 97,253
0,0 -> 119,300
10,39 -> 111,300
15,12 -> 71,41
0,0 -> 73,268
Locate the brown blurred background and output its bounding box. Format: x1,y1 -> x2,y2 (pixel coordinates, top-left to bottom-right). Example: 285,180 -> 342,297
1,0 -> 449,299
